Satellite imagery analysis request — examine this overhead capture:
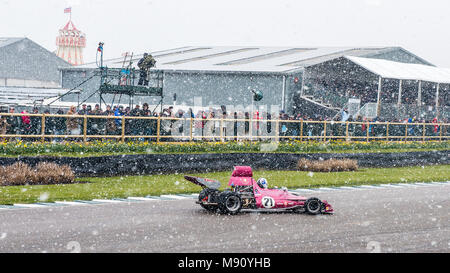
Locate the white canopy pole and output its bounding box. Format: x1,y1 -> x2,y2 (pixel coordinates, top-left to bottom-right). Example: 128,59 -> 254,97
250,94 -> 254,141
376,76 -> 382,117
397,79 -> 402,106
417,80 -> 422,107
300,70 -> 306,97
281,75 -> 286,111
435,83 -> 440,108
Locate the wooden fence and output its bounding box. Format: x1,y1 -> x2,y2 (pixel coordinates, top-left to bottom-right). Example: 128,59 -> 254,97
0,113 -> 448,143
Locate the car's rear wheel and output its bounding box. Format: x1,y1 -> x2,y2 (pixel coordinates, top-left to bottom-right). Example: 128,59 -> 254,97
198,188 -> 218,212
219,192 -> 242,215
304,197 -> 322,215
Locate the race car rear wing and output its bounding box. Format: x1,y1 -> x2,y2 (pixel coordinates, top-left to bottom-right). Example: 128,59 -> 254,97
184,175 -> 221,190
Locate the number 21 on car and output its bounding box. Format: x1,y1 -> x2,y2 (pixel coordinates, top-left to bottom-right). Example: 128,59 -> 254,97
261,196 -> 275,208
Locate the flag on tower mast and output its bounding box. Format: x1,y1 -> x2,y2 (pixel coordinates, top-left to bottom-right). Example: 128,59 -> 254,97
64,7 -> 72,20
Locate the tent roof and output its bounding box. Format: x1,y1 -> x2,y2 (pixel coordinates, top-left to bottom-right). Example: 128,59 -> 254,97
345,55 -> 450,84
73,46 -> 405,73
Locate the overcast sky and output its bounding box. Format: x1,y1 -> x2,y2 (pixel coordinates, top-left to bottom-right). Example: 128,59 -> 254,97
1,0 -> 450,67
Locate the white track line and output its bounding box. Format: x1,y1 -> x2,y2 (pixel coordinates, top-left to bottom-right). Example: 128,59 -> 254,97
397,183 -> 417,187
13,203 -> 48,208
54,201 -> 88,206
317,187 -> 341,191
91,199 -> 125,203
159,195 -> 190,200
412,182 -> 433,186
294,189 -> 316,192
430,182 -> 449,185
358,185 -> 382,189
127,197 -> 159,201
176,194 -> 197,198
377,184 -> 403,188
337,186 -> 361,190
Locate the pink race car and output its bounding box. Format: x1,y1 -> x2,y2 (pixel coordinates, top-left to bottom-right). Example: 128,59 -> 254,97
184,166 -> 334,215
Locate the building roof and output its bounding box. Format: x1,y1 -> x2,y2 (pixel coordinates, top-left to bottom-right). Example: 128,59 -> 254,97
0,37 -> 70,84
345,56 -> 450,84
74,46 -> 428,74
0,37 -> 25,49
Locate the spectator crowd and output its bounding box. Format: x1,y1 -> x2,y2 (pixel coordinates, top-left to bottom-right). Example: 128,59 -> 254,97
0,103 -> 447,142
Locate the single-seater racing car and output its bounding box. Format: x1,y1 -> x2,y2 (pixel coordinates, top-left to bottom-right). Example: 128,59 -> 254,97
184,166 -> 333,215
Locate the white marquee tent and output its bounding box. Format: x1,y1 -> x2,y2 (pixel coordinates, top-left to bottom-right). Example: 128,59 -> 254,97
345,55 -> 450,84
343,56 -> 449,116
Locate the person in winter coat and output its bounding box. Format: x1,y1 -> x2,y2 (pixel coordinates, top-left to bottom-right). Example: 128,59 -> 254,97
90,104 -> 103,136
244,112 -> 250,137
114,106 -> 124,135
175,109 -> 185,135
432,117 -> 439,136
43,109 -> 54,135
130,104 -> 142,136
54,109 -> 66,142
0,115 -> 8,141
141,103 -> 153,137
20,110 -> 31,135
66,106 -> 80,137
29,107 -> 42,140
137,53 -> 156,86
354,116 -> 364,139
6,106 -> 21,136
158,109 -> 172,142
105,108 -> 117,136
407,116 -> 416,138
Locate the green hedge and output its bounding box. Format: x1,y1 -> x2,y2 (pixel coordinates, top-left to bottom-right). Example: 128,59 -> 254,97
0,140 -> 448,156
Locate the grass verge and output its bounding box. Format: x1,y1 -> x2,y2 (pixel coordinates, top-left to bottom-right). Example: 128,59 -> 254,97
0,165 -> 448,205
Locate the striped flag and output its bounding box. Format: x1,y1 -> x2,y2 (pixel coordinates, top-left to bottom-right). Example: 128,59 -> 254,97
64,7 -> 72,13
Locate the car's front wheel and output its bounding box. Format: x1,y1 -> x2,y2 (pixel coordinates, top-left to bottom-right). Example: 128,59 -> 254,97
304,197 -> 322,215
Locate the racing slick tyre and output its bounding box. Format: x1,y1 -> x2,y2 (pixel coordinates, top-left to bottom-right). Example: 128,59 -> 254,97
304,197 -> 322,215
198,188 -> 218,212
218,191 -> 242,215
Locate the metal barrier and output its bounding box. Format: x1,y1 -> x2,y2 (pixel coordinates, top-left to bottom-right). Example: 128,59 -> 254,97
0,113 -> 448,143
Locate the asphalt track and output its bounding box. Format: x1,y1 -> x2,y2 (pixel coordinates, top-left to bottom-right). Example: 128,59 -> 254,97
0,183 -> 449,253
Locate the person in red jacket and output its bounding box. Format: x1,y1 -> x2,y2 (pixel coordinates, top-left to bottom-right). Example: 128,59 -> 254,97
432,117 -> 439,136
21,110 -> 31,135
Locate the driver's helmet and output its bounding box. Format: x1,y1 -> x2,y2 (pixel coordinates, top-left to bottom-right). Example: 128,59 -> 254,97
257,178 -> 268,189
